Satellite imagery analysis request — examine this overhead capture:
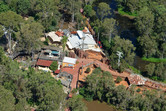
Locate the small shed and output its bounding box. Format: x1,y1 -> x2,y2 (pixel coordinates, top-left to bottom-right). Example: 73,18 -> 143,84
126,74 -> 147,86
62,57 -> 77,68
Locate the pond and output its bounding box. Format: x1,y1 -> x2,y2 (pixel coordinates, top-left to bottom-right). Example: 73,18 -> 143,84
84,100 -> 119,111
109,0 -> 152,72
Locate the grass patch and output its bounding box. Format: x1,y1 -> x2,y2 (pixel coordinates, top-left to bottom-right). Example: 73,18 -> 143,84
142,57 -> 166,62
118,7 -> 137,17
163,80 -> 166,84
128,65 -> 141,74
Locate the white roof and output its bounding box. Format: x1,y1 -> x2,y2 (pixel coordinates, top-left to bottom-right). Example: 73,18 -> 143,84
47,31 -> 62,42
77,30 -> 85,38
67,41 -> 73,49
63,57 -> 77,64
67,30 -> 96,49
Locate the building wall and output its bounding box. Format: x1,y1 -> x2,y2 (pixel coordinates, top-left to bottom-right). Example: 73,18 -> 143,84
38,66 -> 51,72
85,50 -> 103,60
62,62 -> 75,68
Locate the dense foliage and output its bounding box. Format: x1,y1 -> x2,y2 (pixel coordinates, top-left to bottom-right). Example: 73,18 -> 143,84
0,47 -> 66,111
80,68 -> 166,111
67,95 -> 87,111
83,0 -> 166,82
145,62 -> 166,81
49,61 -> 58,71
116,0 -> 166,58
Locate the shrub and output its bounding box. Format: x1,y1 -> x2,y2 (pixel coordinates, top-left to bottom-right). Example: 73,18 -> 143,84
115,76 -> 122,83
72,88 -> 78,94
43,37 -> 49,45
76,61 -> 79,64
86,67 -> 91,73
49,61 -> 58,71
136,88 -> 141,92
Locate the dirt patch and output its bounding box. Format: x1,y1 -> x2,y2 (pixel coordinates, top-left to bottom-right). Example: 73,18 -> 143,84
79,65 -> 95,82
115,80 -> 129,87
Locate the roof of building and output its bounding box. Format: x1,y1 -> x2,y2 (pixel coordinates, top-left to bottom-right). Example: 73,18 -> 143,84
67,30 -> 96,50
128,74 -> 147,85
55,31 -> 64,37
71,31 -> 77,34
46,31 -> 62,42
56,72 -> 73,88
77,30 -> 85,38
54,69 -> 60,74
63,57 -> 77,64
41,46 -> 61,51
36,59 -> 53,67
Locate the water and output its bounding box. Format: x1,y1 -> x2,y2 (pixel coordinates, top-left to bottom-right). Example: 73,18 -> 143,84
133,56 -> 152,72
84,100 -> 118,111
109,0 -> 149,71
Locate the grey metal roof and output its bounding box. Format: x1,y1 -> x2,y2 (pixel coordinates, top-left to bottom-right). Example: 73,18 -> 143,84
68,30 -> 96,49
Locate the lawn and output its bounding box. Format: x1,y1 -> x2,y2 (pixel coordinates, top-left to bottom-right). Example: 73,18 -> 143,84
142,57 -> 166,62
118,7 -> 137,18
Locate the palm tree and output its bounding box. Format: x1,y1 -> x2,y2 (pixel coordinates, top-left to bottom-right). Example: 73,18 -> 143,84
61,36 -> 68,52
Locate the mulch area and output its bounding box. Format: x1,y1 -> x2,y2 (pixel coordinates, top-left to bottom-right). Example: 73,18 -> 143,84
61,58 -> 166,92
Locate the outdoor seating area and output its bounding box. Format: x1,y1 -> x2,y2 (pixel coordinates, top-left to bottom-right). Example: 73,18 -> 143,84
38,46 -> 63,61
55,72 -> 73,93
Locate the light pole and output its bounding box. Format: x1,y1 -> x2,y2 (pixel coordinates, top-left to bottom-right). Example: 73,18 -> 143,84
116,51 -> 123,67
82,36 -> 86,50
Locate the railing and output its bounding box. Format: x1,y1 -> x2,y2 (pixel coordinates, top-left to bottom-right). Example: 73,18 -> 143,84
81,62 -> 94,68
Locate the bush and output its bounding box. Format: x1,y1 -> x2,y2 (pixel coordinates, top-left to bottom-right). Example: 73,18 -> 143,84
49,61 -> 58,71
76,61 -> 79,64
86,67 -> 91,73
136,88 -> 141,92
115,76 -> 122,83
43,37 -> 49,45
72,88 -> 78,94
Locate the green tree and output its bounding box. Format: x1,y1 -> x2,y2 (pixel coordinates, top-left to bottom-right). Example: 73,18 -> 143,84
83,5 -> 95,18
0,1 -> 9,12
137,36 -> 157,57
125,0 -> 139,13
154,63 -> 164,79
86,67 -> 91,73
145,63 -> 155,77
16,19 -> 44,55
110,36 -> 136,71
85,68 -> 115,101
16,0 -> 31,15
97,2 -> 111,22
161,43 -> 166,58
102,18 -> 117,43
61,36 -> 68,52
67,95 -> 87,111
32,0 -> 61,32
0,11 -> 23,54
0,85 -> 15,111
28,71 -> 65,111
49,61 -> 58,71
115,76 -> 122,83
0,25 -> 4,37
135,8 -> 154,36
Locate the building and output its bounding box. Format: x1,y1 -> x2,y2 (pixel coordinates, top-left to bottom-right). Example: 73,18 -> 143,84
46,30 -> 64,44
38,46 -> 63,61
62,57 -> 77,68
36,59 -> 53,72
55,72 -> 73,93
66,29 -> 105,60
67,30 -> 100,51
126,74 -> 147,86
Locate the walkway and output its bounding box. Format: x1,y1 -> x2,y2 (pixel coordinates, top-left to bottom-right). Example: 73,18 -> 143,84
62,58 -> 166,92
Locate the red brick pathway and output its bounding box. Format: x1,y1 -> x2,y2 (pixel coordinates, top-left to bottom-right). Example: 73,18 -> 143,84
62,59 -> 166,92
61,59 -> 130,90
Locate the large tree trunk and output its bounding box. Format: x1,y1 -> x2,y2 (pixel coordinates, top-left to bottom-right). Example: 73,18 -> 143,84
9,32 -> 12,55
72,12 -> 75,23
